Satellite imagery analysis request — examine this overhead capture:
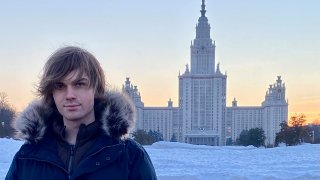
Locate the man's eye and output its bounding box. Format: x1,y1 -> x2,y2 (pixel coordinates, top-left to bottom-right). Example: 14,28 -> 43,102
75,82 -> 87,87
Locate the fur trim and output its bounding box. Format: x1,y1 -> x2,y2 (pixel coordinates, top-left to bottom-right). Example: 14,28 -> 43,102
14,101 -> 52,143
100,91 -> 136,138
13,91 -> 136,143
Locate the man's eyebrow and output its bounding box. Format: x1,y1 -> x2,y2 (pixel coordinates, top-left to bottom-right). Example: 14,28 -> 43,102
73,77 -> 89,82
78,78 -> 89,81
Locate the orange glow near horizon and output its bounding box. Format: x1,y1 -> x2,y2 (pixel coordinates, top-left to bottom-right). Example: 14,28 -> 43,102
287,112 -> 320,126
289,112 -> 320,125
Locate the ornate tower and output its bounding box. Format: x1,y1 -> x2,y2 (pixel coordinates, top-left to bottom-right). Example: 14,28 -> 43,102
190,0 -> 216,75
179,0 -> 227,146
122,77 -> 144,131
262,76 -> 288,145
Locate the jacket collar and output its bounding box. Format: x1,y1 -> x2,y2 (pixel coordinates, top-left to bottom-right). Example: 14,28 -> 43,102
14,90 -> 136,144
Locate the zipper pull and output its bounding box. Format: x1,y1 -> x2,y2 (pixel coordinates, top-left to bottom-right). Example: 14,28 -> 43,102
70,145 -> 75,156
68,145 -> 75,175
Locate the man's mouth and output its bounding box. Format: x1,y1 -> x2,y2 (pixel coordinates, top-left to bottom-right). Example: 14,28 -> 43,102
64,104 -> 81,107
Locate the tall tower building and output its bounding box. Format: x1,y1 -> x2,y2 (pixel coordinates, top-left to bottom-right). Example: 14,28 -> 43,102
178,0 -> 227,146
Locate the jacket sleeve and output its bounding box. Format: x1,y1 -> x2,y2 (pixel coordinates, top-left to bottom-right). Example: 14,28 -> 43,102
5,152 -> 19,180
126,139 -> 157,180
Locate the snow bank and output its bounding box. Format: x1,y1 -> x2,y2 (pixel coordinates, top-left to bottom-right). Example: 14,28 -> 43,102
0,138 -> 23,179
145,141 -> 320,180
1,138 -> 319,180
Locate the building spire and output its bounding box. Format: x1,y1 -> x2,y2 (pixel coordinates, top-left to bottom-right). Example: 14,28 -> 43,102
201,0 -> 206,17
191,0 -> 215,75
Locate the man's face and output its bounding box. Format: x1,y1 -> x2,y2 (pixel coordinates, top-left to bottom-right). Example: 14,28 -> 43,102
52,70 -> 95,125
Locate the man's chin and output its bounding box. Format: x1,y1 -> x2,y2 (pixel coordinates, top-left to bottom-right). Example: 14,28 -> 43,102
62,114 -> 82,122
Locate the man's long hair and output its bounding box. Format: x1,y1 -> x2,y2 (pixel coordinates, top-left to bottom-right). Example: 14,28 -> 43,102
37,46 -> 106,106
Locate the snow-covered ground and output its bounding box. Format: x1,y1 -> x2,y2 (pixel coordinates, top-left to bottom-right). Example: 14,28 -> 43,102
1,138 -> 319,180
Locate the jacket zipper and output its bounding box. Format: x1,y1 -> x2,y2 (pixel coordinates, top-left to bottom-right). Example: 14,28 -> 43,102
68,145 -> 75,178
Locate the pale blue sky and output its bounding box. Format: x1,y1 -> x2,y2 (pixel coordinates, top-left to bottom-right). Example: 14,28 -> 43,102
0,0 -> 319,121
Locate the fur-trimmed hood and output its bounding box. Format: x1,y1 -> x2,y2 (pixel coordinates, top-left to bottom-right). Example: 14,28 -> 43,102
14,91 -> 136,144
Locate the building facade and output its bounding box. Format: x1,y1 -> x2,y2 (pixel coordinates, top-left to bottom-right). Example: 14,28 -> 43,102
226,76 -> 288,145
123,78 -> 178,141
123,0 -> 288,146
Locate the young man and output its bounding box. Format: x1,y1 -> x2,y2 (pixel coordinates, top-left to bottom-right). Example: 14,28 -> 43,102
6,46 -> 157,180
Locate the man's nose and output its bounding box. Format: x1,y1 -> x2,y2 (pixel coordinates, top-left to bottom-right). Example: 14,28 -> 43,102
66,86 -> 76,99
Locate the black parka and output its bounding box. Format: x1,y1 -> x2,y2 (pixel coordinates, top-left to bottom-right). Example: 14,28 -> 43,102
6,91 -> 157,180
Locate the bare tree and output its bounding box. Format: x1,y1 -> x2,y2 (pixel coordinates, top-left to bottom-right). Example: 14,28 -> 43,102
0,92 -> 15,138
0,92 -> 8,108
